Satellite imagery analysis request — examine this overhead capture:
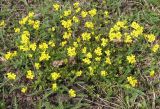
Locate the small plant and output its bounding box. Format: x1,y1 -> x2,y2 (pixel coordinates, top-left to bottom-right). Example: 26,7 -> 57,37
0,1 -> 159,108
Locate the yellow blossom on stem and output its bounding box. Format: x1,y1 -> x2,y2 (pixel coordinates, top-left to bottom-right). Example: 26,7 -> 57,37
150,70 -> 155,77
52,83 -> 58,91
61,20 -> 72,29
76,70 -> 82,77
21,87 -> 27,93
69,89 -> 76,98
82,58 -> 91,64
6,72 -> 16,80
14,28 -> 20,33
39,42 -> 48,51
127,54 -> 136,64
89,9 -> 97,17
26,70 -> 34,80
30,43 -> 37,51
39,52 -> 50,61
34,63 -> 41,70
85,22 -> 94,29
152,44 -> 159,53
51,72 -> 61,81
105,57 -> 111,64
81,32 -> 91,41
53,4 -> 60,11
64,10 -> 72,17
73,2 -> 79,8
67,47 -> 76,57
94,47 -> 102,56
127,76 -> 137,87
81,11 -> 88,18
101,71 -> 107,77
0,20 -> 5,27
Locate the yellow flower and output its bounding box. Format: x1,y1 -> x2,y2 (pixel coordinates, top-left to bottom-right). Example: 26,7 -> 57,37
63,32 -> 71,39
76,7 -> 81,13
72,16 -> 79,23
81,11 -> 88,18
0,20 -> 5,27
105,50 -> 110,56
69,89 -> 76,97
101,38 -> 108,47
85,22 -> 94,29
30,43 -> 37,51
94,47 -> 102,56
146,34 -> 156,43
73,2 -> 79,8
88,9 -> 97,17
39,42 -> 48,51
150,70 -> 155,77
4,51 -> 17,60
19,16 -> 28,25
105,57 -> 111,64
6,72 -> 16,80
53,4 -> 60,11
101,71 -> 107,77
51,27 -> 55,31
104,11 -> 109,17
76,70 -> 82,77
131,22 -> 140,30
67,47 -> 76,57
51,72 -> 60,81
127,54 -> 136,64
81,32 -> 91,41
82,47 -> 87,54
82,58 -> 91,64
61,20 -> 72,29
86,52 -> 92,59
28,54 -> 33,58
14,28 -> 20,33
26,70 -> 34,80
33,20 -> 40,30
21,87 -> 27,93
52,83 -> 58,91
73,42 -> 78,48
28,12 -> 34,18
152,44 -> 159,52
34,63 -> 41,70
64,10 -> 72,17
48,40 -> 55,47
88,66 -> 94,76
124,34 -> 132,43
28,19 -> 35,25
61,41 -> 67,47
127,76 -> 137,87
39,52 -> 50,61
95,57 -> 101,61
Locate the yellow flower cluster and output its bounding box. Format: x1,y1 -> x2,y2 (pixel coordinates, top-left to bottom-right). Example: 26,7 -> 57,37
51,72 -> 61,81
26,70 -> 34,80
130,22 -> 143,37
152,44 -> 159,52
4,51 -> 17,60
61,20 -> 72,29
0,20 -> 5,27
127,54 -> 136,64
67,47 -> 76,57
53,4 -> 60,11
85,22 -> 94,29
21,87 -> 27,93
127,76 -> 138,87
81,32 -> 91,41
6,72 -> 16,80
52,83 -> 58,91
69,89 -> 76,97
